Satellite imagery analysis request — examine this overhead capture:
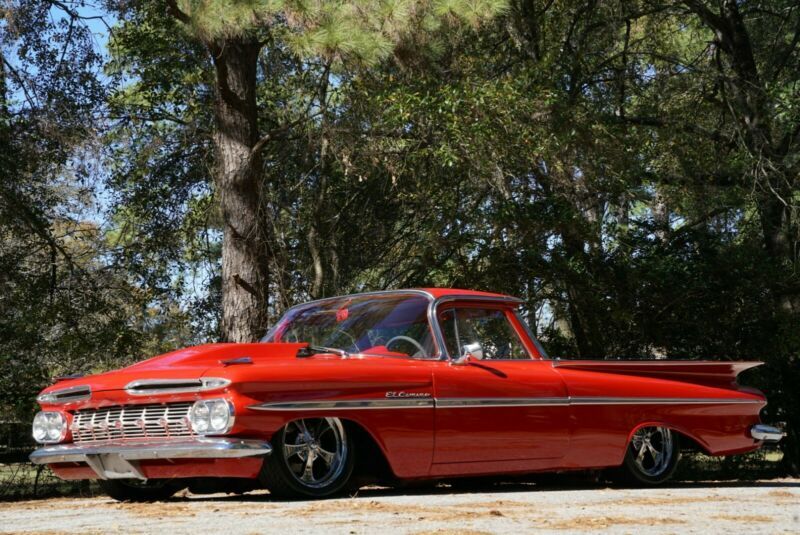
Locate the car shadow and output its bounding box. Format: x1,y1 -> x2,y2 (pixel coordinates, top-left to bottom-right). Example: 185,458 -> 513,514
178,475 -> 800,503
659,479 -> 800,489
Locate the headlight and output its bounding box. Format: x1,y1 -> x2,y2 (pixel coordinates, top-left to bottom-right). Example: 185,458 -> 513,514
32,411 -> 67,444
188,399 -> 233,435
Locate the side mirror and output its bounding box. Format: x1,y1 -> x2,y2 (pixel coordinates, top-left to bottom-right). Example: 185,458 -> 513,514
452,342 -> 484,365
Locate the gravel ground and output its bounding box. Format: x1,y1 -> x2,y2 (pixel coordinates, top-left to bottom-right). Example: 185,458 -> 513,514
1,479 -> 798,534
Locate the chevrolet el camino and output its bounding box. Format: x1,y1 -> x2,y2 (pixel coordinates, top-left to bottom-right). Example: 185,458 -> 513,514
30,289 -> 784,500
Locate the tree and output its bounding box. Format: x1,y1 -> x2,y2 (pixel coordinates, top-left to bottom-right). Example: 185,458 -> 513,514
1,0 -> 144,419
683,1 -> 799,314
681,0 -> 800,475
149,0 -> 508,342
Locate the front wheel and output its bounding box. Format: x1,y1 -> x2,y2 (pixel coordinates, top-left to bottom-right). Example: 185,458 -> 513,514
618,426 -> 680,485
99,479 -> 182,502
260,417 -> 355,499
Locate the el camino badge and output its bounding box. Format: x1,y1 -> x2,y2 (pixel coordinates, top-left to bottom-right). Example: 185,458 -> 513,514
385,391 -> 431,398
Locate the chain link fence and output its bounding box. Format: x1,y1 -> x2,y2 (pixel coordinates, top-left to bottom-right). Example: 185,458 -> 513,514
0,422 -> 98,500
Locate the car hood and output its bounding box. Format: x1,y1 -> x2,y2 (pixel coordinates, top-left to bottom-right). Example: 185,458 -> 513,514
40,342 -> 308,395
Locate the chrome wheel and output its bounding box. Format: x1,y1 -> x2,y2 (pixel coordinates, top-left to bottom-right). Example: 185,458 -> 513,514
630,426 -> 674,477
282,418 -> 347,489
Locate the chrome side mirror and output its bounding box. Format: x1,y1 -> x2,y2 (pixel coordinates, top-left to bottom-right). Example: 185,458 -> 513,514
452,342 -> 484,365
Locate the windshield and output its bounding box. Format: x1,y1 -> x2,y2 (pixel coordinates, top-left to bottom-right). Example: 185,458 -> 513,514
262,294 -> 436,358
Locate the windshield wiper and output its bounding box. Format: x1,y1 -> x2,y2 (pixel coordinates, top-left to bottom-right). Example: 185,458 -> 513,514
296,345 -> 350,358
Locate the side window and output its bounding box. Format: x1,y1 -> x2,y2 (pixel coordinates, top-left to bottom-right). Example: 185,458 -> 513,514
439,307 -> 531,360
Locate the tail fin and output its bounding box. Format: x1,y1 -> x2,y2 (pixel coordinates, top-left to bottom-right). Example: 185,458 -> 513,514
553,360 -> 762,387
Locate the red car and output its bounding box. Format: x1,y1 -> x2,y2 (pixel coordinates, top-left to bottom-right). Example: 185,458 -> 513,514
30,289 -> 784,501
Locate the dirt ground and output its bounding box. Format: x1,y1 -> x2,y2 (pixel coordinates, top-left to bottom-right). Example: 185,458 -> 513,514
1,478 -> 798,534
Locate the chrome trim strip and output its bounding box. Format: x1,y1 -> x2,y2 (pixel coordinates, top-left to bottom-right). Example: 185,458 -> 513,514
249,396 -> 761,411
124,377 -> 230,395
29,437 -> 272,465
750,424 -> 786,442
250,399 -> 435,411
569,397 -> 763,406
433,295 -> 524,306
430,294 -> 524,361
37,385 -> 92,404
285,289 -> 436,310
514,309 -> 550,359
436,397 -> 570,408
427,297 -> 448,361
437,397 -> 761,408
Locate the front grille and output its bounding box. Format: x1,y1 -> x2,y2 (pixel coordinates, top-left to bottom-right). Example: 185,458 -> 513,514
71,402 -> 193,444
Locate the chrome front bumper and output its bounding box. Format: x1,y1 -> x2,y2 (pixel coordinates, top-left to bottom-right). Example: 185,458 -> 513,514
750,424 -> 786,443
30,438 -> 272,480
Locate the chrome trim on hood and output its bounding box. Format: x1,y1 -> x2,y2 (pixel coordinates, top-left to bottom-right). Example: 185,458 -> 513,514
37,385 -> 92,404
124,377 -> 230,395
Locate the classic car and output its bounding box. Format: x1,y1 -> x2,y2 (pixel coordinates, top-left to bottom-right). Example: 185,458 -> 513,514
30,288 -> 784,501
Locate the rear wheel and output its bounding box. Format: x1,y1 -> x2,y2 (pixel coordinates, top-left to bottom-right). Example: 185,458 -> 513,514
260,417 -> 355,499
619,426 -> 680,485
99,479 -> 182,502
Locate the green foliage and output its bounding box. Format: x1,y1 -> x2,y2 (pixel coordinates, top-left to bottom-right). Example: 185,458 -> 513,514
0,0 -> 205,421
177,0 -> 507,64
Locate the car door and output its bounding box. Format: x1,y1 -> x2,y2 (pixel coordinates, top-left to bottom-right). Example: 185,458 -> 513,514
431,303 -> 571,467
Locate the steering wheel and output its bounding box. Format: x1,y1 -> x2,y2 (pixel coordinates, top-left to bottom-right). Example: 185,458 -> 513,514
386,335 -> 426,357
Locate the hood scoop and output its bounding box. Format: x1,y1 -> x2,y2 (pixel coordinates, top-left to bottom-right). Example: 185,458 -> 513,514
220,356 -> 253,366
37,385 -> 92,404
124,377 -> 230,395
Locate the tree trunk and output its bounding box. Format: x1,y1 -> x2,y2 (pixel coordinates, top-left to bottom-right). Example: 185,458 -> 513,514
686,0 -> 798,305
307,66 -> 334,300
0,47 -> 9,148
209,38 -> 270,342
562,233 -> 605,359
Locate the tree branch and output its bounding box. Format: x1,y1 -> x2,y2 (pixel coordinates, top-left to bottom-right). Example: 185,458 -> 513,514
233,112 -> 322,183
683,0 -> 728,37
165,0 -> 191,25
668,207 -> 733,241
44,0 -> 113,31
2,57 -> 38,110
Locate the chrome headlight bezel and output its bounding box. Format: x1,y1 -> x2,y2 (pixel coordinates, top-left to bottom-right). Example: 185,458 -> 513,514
188,399 -> 234,435
32,411 -> 68,444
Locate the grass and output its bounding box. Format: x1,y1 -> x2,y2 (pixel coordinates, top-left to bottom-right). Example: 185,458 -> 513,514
674,448 -> 785,481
